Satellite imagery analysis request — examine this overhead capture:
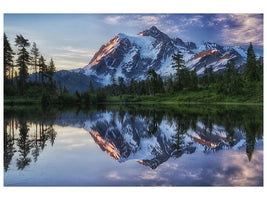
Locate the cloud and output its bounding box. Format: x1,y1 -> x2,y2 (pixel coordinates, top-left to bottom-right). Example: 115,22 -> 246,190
135,15 -> 167,26
103,14 -> 170,31
104,15 -> 125,25
50,46 -> 97,70
53,59 -> 88,70
104,14 -> 167,25
180,15 -> 204,27
106,171 -> 123,180
215,14 -> 263,46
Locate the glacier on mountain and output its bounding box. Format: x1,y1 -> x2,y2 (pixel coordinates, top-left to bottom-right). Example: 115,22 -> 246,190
69,26 -> 248,86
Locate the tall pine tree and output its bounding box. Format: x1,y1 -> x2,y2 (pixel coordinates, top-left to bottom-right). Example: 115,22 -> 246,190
15,35 -> 31,95
38,55 -> 47,94
89,80 -> 94,93
30,42 -> 40,82
245,42 -> 259,82
225,60 -> 237,93
47,58 -> 56,88
4,33 -> 14,84
147,69 -> 158,96
118,76 -> 125,97
171,50 -> 185,90
190,69 -> 198,91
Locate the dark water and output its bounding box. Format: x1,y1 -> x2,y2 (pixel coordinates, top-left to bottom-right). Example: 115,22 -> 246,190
4,104 -> 263,186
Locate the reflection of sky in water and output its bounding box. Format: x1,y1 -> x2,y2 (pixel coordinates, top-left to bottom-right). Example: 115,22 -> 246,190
4,125 -> 263,186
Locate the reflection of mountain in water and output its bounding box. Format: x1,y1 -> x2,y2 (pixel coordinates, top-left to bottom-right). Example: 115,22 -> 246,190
5,105 -> 262,171
55,111 -> 248,169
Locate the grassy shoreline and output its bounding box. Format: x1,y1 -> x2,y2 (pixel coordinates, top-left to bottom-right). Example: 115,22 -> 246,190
4,94 -> 263,107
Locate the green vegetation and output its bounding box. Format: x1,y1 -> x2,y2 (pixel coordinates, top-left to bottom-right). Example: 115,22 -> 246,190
89,41 -> 263,105
3,33 -> 263,107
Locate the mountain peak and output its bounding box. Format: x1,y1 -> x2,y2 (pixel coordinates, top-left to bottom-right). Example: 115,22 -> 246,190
137,26 -> 170,41
69,27 -> 248,89
149,25 -> 160,31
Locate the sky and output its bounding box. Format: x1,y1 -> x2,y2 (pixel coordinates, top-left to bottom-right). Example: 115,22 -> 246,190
4,13 -> 263,71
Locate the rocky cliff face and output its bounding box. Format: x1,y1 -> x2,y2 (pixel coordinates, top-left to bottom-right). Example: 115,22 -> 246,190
70,26 -> 247,87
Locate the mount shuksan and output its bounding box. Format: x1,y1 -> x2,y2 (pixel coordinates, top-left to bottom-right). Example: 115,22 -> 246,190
57,26 -> 247,91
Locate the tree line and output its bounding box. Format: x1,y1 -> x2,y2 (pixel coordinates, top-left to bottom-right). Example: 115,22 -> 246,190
99,42 -> 262,99
100,43 -> 263,96
4,32 -> 263,104
4,33 -> 57,98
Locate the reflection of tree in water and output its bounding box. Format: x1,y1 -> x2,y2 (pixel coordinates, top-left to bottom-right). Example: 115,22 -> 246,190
4,119 -> 16,172
4,104 -> 263,171
145,109 -> 164,136
3,118 -> 57,171
172,113 -> 190,153
32,123 -> 57,162
32,124 -> 40,162
118,109 -> 125,124
16,119 -> 31,170
244,119 -> 262,161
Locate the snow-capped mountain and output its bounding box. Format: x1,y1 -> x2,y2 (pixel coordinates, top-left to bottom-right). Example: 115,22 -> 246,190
70,26 -> 247,87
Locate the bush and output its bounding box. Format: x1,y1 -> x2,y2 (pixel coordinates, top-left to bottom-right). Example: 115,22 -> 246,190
58,93 -> 78,105
41,93 -> 51,106
81,92 -> 90,105
4,84 -> 17,96
96,91 -> 106,102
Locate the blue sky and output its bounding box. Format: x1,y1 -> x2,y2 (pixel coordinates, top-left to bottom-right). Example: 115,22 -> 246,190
4,13 -> 263,71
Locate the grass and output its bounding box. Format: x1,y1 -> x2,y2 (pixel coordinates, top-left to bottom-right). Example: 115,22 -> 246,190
104,89 -> 263,106
4,96 -> 41,105
4,87 -> 263,107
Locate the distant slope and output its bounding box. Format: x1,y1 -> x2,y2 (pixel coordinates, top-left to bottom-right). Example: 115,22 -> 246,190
53,70 -> 101,93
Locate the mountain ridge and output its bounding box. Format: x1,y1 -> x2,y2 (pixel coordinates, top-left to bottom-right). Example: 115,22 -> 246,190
59,26 -> 249,91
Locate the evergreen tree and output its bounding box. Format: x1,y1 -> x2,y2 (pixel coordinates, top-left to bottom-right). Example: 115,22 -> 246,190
38,56 -> 47,94
89,80 -> 94,93
47,58 -> 56,88
30,42 -> 40,82
202,65 -> 209,87
38,56 -> 47,83
166,75 -> 174,94
130,78 -> 137,96
139,80 -> 146,95
171,50 -> 185,90
63,86 -> 69,94
156,74 -> 164,93
225,60 -> 237,93
15,35 -> 31,95
4,33 -> 14,84
214,72 -> 226,94
75,90 -> 81,104
180,68 -> 190,89
256,56 -> 263,80
110,74 -> 117,96
190,69 -> 198,91
209,66 -> 215,84
244,42 -> 259,82
148,69 -> 158,96
118,76 -> 126,97
232,74 -> 244,95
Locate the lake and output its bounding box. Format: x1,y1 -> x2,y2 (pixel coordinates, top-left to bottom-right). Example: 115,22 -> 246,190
4,104 -> 263,186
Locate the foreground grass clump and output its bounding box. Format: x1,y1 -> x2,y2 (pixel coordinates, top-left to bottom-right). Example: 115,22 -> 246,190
104,88 -> 263,105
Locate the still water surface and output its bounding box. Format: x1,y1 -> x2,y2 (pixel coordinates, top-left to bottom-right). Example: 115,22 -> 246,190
4,105 -> 263,186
